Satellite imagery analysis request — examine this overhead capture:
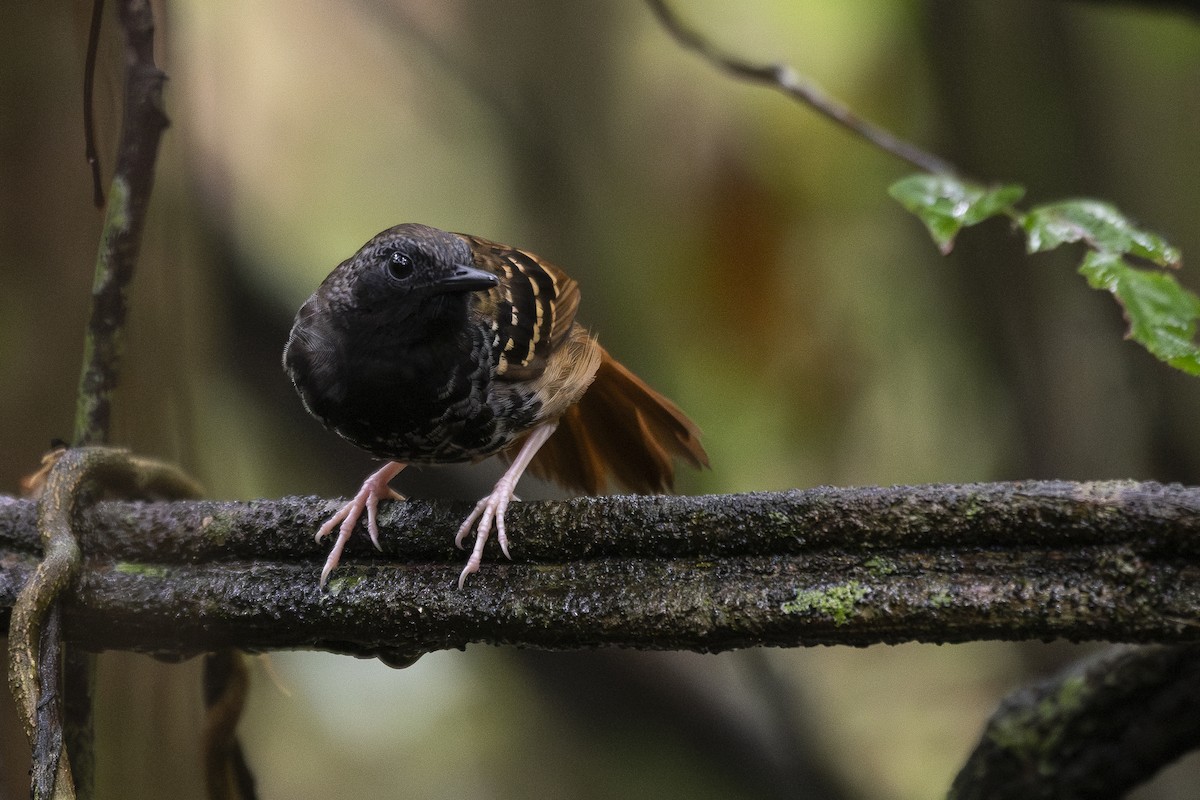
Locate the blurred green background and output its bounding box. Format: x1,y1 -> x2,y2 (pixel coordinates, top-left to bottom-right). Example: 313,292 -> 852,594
3,1 -> 1200,797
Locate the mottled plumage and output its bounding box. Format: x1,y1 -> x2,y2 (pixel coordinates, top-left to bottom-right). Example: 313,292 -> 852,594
285,223 -> 707,586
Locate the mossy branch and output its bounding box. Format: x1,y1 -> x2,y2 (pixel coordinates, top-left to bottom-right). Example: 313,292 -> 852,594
0,481 -> 1198,661
951,644 -> 1200,799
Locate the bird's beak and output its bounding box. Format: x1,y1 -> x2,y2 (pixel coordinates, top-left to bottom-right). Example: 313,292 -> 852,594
433,265 -> 500,294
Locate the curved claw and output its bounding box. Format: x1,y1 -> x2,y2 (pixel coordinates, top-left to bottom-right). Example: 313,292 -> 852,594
454,488 -> 505,586
454,497 -> 488,550
315,503 -> 352,543
495,500 -> 512,560
452,423 -> 557,587
498,528 -> 511,560
316,497 -> 368,586
369,487 -> 406,550
457,559 -> 478,590
366,499 -> 382,551
315,462 -> 405,587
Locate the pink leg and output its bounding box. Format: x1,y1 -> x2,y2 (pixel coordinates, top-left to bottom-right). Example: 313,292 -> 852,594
454,422 -> 557,588
316,461 -> 406,587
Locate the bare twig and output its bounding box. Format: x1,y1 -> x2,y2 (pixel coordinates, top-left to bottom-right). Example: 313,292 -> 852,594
73,0 -> 169,447
12,452 -> 91,800
645,0 -> 957,175
83,0 -> 106,208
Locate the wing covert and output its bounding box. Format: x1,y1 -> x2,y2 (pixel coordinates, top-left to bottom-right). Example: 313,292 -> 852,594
462,234 -> 581,380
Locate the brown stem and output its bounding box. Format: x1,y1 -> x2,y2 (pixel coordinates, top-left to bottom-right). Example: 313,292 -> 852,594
645,0 -> 957,175
82,0 -> 106,208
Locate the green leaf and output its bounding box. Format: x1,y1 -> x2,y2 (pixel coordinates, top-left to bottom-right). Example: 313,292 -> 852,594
1021,200 -> 1182,268
892,174 -> 1195,377
889,174 -> 1025,254
1078,250 -> 1200,375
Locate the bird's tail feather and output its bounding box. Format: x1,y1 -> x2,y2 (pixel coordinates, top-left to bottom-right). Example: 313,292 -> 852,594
522,347 -> 708,495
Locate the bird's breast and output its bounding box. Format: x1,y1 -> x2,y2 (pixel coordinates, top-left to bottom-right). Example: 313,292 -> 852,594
289,314 -> 542,463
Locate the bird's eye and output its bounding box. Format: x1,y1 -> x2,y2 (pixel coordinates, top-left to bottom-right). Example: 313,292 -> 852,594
386,249 -> 414,280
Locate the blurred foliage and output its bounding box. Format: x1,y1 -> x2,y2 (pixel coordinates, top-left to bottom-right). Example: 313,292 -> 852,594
2,1 -> 1200,798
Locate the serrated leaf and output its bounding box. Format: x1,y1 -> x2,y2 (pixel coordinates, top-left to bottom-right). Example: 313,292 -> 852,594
1021,201 -> 1182,268
1079,250 -> 1200,375
889,174 -> 1024,254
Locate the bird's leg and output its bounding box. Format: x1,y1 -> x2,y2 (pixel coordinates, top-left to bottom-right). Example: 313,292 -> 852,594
455,421 -> 557,588
316,461 -> 406,586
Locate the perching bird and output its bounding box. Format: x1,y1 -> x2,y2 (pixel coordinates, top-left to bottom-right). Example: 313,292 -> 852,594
284,223 -> 708,587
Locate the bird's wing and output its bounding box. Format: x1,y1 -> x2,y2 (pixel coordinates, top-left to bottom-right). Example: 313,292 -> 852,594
462,234 -> 581,381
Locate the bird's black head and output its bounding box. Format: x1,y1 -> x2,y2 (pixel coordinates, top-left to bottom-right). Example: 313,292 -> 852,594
284,223 -> 500,417
325,223 -> 498,319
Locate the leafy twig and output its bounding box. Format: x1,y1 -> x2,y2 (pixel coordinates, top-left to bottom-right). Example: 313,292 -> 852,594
644,0 -> 956,175
645,1 -> 1198,380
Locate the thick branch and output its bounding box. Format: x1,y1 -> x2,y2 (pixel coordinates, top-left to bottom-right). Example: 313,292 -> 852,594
0,481 -> 1198,660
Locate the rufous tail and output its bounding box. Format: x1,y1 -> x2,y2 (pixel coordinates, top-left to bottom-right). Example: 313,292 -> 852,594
523,347 -> 708,495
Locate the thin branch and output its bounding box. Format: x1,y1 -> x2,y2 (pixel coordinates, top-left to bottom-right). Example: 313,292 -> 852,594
1058,0 -> 1200,16
83,0 -> 106,208
1,481 -> 1199,659
645,0 -> 957,176
73,0 -> 169,447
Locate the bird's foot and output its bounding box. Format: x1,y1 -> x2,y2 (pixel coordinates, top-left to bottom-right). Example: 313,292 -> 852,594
453,474 -> 519,589
451,423 -> 558,588
316,461 -> 405,587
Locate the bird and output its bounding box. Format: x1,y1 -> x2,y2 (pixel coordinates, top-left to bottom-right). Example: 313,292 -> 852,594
284,223 -> 708,588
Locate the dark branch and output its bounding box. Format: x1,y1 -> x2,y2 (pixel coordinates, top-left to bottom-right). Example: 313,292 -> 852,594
645,0 -> 957,175
31,607 -> 66,800
950,644 -> 1200,799
1,482 -> 1198,661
